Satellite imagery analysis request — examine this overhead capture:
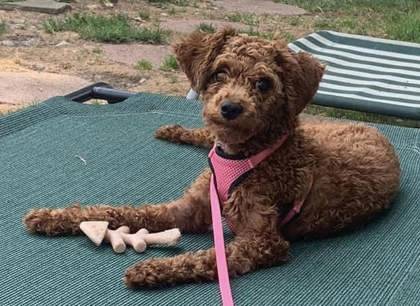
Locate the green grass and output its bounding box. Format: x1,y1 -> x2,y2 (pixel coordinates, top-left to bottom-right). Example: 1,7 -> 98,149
134,59 -> 153,71
138,10 -> 151,21
92,47 -> 102,54
240,28 -> 274,40
226,12 -> 259,26
278,0 -> 420,43
160,55 -> 179,71
43,13 -> 169,44
387,11 -> 420,43
146,0 -> 190,7
0,21 -> 6,37
196,23 -> 216,33
278,0 -> 418,13
305,105 -> 420,128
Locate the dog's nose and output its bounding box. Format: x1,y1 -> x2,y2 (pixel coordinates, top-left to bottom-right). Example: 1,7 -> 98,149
220,101 -> 243,120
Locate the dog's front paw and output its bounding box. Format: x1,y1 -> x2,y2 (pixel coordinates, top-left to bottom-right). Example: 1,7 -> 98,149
154,124 -> 186,143
124,258 -> 177,288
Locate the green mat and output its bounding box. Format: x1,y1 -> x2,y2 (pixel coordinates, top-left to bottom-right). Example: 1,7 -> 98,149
1,94 -> 419,305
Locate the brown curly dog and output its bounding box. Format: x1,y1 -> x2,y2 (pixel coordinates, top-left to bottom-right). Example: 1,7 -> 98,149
24,28 -> 400,288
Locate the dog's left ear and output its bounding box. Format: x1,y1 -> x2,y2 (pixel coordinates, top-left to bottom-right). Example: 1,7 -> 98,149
274,42 -> 325,115
172,27 -> 237,93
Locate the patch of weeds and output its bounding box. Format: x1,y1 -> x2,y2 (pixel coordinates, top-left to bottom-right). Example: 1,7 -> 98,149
147,0 -> 190,8
313,11 -> 386,37
197,23 -> 216,33
160,55 -> 179,71
92,47 -> 102,54
135,59 -> 153,71
277,0 -> 419,13
305,104 -> 420,128
138,10 -> 151,21
288,16 -> 301,26
240,28 -> 274,40
278,0 -> 420,43
168,6 -> 177,15
0,21 -> 6,37
226,12 -> 259,26
168,75 -> 178,84
386,11 -> 420,43
43,13 -> 169,44
276,31 -> 296,43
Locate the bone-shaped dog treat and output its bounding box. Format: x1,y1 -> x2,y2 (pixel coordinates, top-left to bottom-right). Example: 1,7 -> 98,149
142,228 -> 181,246
79,221 -> 181,253
119,228 -> 181,252
105,226 -> 130,253
120,228 -> 148,253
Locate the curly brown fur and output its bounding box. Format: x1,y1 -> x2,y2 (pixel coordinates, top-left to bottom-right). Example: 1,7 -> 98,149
23,28 -> 400,289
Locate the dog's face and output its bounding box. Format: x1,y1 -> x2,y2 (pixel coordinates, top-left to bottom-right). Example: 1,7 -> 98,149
173,28 -> 324,146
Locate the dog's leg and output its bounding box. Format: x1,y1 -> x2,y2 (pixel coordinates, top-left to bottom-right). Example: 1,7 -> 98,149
23,169 -> 212,236
155,125 -> 214,148
124,193 -> 289,288
124,230 -> 289,288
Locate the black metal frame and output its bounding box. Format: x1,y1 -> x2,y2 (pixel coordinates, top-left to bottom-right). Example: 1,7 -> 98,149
65,82 -> 135,104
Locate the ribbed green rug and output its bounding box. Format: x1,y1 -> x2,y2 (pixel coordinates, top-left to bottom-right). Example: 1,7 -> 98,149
0,94 -> 419,305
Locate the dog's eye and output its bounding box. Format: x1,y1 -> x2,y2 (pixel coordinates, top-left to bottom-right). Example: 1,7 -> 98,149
211,71 -> 228,83
256,78 -> 272,92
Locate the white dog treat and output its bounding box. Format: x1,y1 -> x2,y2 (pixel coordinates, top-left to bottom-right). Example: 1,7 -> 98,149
105,226 -> 130,253
121,229 -> 149,253
79,221 -> 109,246
143,228 -> 181,246
80,222 -> 181,253
119,227 -> 181,253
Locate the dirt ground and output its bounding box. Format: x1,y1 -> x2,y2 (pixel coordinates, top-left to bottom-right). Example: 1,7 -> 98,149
0,0 -> 312,112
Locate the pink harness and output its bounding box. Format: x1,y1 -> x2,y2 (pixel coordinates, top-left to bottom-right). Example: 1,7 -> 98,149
208,134 -> 307,306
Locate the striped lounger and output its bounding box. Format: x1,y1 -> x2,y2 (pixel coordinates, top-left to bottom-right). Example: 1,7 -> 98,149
288,31 -> 420,120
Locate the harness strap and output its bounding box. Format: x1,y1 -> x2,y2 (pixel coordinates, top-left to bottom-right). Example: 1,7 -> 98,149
280,175 -> 314,226
248,134 -> 288,167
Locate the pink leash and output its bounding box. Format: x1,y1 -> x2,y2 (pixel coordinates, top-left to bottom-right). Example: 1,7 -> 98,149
210,175 -> 234,306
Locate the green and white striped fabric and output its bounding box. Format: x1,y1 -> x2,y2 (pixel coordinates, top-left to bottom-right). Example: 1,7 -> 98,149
288,31 -> 420,120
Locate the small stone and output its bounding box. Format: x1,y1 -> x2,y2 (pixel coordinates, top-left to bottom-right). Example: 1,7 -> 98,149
13,24 -> 26,30
103,1 -> 113,8
55,40 -> 70,47
133,17 -> 143,22
21,38 -> 38,47
160,12 -> 168,17
0,0 -> 72,15
86,4 -> 99,9
32,63 -> 46,71
139,78 -> 146,84
0,40 -> 15,47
